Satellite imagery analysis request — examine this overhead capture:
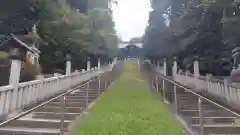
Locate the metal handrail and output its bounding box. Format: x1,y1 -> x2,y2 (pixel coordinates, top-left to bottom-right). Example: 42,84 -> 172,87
143,60 -> 240,134
0,60 -> 121,134
145,61 -> 240,117
0,65 -> 111,118
0,75 -> 100,127
158,73 -> 240,117
0,62 -> 117,126
176,68 -> 240,100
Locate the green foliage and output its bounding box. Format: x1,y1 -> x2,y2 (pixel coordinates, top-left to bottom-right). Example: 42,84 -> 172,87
34,0 -> 118,73
143,0 -> 239,76
0,0 -> 118,74
0,0 -> 38,34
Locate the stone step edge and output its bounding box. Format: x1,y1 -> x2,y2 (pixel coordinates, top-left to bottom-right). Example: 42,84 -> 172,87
0,127 -> 60,133
192,124 -> 240,127
65,80 -> 115,135
18,117 -> 72,123
191,116 -> 237,119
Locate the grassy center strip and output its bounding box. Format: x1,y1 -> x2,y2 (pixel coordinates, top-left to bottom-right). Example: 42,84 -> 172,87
76,62 -> 185,135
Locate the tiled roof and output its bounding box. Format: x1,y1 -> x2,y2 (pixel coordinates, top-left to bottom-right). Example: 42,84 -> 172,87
0,34 -> 40,55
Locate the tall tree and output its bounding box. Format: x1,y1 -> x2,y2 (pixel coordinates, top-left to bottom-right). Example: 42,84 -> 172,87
143,0 -> 239,76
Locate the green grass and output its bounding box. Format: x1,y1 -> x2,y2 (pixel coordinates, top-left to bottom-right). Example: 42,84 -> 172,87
76,62 -> 186,135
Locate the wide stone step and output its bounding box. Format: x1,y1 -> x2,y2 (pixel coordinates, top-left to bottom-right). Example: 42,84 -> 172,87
205,134 -> 240,135
67,91 -> 98,95
65,96 -> 97,100
70,92 -> 98,96
53,98 -> 87,102
7,117 -> 71,129
185,116 -> 236,124
176,93 -> 196,96
0,127 -> 60,135
177,96 -> 198,101
180,110 -> 234,117
48,101 -> 87,107
34,106 -> 84,113
177,93 -> 198,97
192,124 -> 240,134
79,90 -> 99,93
179,104 -> 219,110
32,112 -> 79,120
178,100 -> 211,105
67,98 -> 96,103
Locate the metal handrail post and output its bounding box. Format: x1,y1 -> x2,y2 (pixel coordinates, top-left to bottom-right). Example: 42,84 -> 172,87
151,75 -> 154,89
162,79 -> 166,101
60,96 -> 66,135
173,84 -> 178,113
104,74 -> 107,92
98,76 -> 101,97
198,97 -> 204,135
85,82 -> 89,108
156,75 -> 159,92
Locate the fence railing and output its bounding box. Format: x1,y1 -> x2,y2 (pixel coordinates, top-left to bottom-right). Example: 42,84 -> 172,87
152,63 -> 240,105
0,64 -> 114,120
0,61 -> 122,135
142,61 -> 240,135
174,70 -> 240,104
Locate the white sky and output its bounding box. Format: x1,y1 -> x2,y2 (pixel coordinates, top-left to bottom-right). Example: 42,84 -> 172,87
112,0 -> 151,42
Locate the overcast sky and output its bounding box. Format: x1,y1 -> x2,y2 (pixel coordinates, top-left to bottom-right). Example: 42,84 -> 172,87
112,0 -> 151,42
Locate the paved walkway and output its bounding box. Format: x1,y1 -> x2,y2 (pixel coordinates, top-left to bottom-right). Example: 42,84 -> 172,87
76,62 -> 186,135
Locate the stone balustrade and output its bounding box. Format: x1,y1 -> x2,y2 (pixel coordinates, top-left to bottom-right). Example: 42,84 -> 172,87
0,63 -> 114,119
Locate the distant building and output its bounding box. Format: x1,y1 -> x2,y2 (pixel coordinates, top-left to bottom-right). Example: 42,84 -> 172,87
0,26 -> 40,64
119,44 -> 141,59
0,25 -> 41,86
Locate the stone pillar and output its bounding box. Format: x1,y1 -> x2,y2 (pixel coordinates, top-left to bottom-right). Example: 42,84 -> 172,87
172,57 -> 178,79
81,69 -> 85,73
98,58 -> 101,70
9,47 -> 26,111
137,57 -> 140,67
9,48 -> 25,85
87,58 -> 91,71
9,60 -> 22,85
65,54 -> 71,76
163,58 -> 167,76
205,74 -> 211,92
193,56 -> 200,77
224,79 -> 230,102
193,56 -> 201,92
36,74 -> 44,80
156,61 -> 160,73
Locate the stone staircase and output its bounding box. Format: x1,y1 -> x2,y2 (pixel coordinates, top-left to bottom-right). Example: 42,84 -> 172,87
0,75 -> 109,135
176,89 -> 240,135
163,81 -> 240,135
141,62 -> 240,135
